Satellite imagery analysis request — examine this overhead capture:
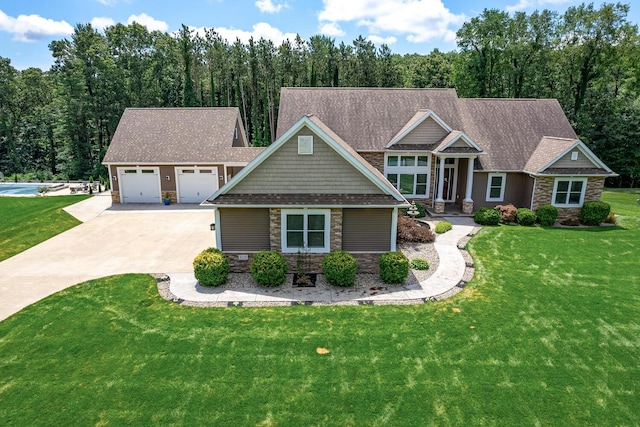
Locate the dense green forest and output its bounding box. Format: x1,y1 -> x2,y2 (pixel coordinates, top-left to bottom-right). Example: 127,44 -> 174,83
0,2 -> 638,186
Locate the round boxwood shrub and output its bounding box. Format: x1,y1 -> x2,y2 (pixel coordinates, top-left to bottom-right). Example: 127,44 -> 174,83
434,221 -> 452,234
250,250 -> 288,287
322,251 -> 358,287
516,207 -> 536,226
473,207 -> 500,225
536,204 -> 558,226
379,251 -> 410,284
579,201 -> 611,226
193,248 -> 229,286
410,258 -> 430,270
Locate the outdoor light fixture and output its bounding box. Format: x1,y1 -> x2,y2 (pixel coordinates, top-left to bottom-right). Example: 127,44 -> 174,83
112,176 -> 117,181
210,223 -> 216,231
166,176 -> 170,181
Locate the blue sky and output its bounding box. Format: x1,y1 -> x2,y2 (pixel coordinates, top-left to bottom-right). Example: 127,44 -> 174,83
1,0 -> 638,70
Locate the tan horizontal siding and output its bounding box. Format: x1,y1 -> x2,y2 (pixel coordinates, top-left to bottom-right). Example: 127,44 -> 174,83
342,208 -> 392,252
230,127 -> 382,194
550,150 -> 597,169
401,116 -> 448,145
219,208 -> 270,251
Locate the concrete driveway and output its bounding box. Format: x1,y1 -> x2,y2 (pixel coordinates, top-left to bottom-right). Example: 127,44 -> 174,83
0,194 -> 216,321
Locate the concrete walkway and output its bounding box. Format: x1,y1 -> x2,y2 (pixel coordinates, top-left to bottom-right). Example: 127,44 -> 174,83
168,216 -> 478,306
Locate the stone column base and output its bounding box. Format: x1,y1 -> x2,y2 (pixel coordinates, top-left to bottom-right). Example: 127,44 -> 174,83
434,201 -> 445,214
462,200 -> 474,214
111,191 -> 120,204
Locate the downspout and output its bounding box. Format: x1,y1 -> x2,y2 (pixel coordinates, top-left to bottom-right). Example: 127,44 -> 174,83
390,207 -> 398,251
214,208 -> 222,250
530,175 -> 537,210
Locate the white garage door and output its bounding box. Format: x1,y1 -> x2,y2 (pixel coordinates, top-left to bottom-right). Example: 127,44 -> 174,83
119,168 -> 161,203
176,167 -> 219,203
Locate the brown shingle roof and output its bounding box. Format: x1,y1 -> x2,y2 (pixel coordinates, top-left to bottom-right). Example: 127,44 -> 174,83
103,107 -> 262,164
277,88 -> 579,171
523,136 -> 577,174
277,88 -> 462,151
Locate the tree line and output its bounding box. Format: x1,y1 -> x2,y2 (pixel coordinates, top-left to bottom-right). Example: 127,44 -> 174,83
0,2 -> 638,186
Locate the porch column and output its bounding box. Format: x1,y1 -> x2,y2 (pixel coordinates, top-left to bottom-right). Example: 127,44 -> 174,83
435,156 -> 446,214
462,156 -> 475,214
436,156 -> 446,202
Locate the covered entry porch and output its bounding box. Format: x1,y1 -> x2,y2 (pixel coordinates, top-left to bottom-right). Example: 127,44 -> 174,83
432,155 -> 478,215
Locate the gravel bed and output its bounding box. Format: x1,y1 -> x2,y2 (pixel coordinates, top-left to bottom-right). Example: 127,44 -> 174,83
155,237 -> 480,307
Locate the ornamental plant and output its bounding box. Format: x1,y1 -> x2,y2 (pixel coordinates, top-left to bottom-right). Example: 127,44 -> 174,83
379,251 -> 410,284
473,207 -> 500,226
250,250 -> 288,287
536,204 -> 558,226
193,248 -> 229,286
410,258 -> 430,270
397,215 -> 436,243
434,221 -> 452,234
496,204 -> 517,223
322,251 -> 358,287
579,201 -> 611,226
516,208 -> 536,226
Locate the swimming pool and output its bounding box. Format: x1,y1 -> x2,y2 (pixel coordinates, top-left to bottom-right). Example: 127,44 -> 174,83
0,183 -> 50,196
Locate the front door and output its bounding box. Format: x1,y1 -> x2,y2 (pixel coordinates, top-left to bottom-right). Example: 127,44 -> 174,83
435,158 -> 458,202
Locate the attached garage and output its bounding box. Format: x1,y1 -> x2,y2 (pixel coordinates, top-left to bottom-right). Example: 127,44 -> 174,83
176,167 -> 219,203
118,167 -> 161,203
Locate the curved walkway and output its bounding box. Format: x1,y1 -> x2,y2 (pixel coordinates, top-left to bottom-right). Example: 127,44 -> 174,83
166,217 -> 479,306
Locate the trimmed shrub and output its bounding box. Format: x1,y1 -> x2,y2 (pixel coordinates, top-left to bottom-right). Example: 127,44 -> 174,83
400,202 -> 426,218
410,258 -> 430,270
434,221 -> 452,234
516,208 -> 536,226
473,207 -> 500,225
251,250 -> 288,287
580,201 -> 611,226
536,204 -> 558,226
193,248 -> 229,287
322,251 -> 358,287
397,215 -> 436,243
379,251 -> 410,284
496,204 -> 517,223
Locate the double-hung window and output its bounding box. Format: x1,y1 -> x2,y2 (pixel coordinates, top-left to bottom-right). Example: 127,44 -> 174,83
486,173 -> 506,202
552,178 -> 587,207
385,154 -> 430,197
281,209 -> 330,253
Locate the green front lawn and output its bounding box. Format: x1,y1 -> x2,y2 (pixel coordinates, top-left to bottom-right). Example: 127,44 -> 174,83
0,195 -> 91,261
0,190 -> 638,426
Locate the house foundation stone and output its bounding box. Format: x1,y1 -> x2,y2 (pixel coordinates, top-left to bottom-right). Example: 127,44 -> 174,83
462,200 -> 474,214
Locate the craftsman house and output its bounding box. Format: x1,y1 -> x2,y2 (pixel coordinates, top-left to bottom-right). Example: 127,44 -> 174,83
103,107 -> 263,204
275,88 -> 615,222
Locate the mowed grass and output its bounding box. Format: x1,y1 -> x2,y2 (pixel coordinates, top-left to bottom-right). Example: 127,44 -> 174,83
0,189 -> 638,426
0,195 -> 91,261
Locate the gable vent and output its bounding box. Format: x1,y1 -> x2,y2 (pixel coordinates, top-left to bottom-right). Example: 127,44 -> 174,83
571,151 -> 579,161
298,135 -> 313,155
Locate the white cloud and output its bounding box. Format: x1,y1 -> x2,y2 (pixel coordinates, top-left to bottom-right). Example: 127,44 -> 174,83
506,0 -> 571,13
367,35 -> 397,45
91,17 -> 116,31
0,9 -> 73,42
190,22 -> 297,45
317,0 -> 466,44
96,0 -> 118,5
319,22 -> 345,36
127,13 -> 168,32
255,0 -> 288,14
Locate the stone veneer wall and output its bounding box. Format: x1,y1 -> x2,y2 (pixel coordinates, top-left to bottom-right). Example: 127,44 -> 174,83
111,191 -> 120,204
110,190 -> 177,204
360,152 -> 384,173
532,176 -> 605,222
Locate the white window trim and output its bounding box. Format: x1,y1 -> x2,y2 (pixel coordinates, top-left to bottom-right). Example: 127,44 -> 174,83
486,173 -> 506,202
383,153 -> 431,198
552,177 -> 588,207
281,209 -> 330,253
